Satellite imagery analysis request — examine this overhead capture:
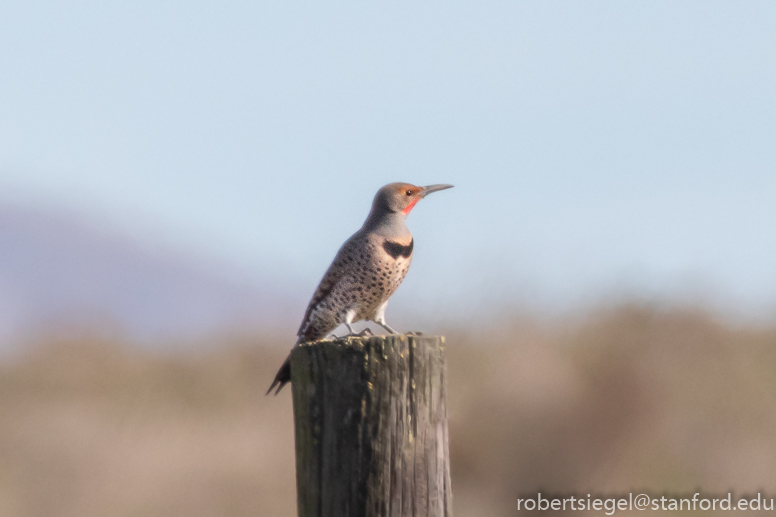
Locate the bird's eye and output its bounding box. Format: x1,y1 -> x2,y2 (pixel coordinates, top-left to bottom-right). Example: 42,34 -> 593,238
405,190 -> 412,196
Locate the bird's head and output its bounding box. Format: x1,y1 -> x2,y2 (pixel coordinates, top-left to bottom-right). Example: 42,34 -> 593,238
373,182 -> 454,215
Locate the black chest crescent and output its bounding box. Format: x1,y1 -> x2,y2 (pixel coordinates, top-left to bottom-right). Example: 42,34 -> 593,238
382,239 -> 414,259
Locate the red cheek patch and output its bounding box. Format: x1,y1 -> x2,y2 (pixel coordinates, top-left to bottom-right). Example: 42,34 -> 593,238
402,199 -> 419,214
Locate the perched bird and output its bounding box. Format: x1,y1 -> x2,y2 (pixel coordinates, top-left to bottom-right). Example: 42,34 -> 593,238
267,182 -> 453,395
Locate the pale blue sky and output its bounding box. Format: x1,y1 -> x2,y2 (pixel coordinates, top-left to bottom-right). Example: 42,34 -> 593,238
2,2 -> 775,318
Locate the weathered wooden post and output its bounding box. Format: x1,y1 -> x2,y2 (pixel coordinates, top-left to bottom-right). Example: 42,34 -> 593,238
290,334 -> 452,517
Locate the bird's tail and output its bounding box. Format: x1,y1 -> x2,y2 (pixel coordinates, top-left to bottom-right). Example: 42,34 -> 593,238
266,355 -> 291,396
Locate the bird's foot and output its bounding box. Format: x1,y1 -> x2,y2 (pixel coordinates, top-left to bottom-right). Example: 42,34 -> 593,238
375,321 -> 400,335
406,330 -> 424,336
341,325 -> 373,338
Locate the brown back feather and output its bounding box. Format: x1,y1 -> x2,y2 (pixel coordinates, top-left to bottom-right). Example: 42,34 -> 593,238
296,260 -> 344,338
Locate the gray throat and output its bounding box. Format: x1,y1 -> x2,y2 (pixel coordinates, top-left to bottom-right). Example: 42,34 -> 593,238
362,209 -> 412,241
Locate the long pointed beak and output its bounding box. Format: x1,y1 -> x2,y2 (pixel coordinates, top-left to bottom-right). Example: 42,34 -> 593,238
419,184 -> 454,197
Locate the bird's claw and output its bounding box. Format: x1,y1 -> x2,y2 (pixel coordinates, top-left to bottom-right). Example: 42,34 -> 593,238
374,322 -> 400,334
406,331 -> 424,336
342,327 -> 373,338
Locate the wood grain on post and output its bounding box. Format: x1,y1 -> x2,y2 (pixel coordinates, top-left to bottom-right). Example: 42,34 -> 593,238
290,334 -> 452,517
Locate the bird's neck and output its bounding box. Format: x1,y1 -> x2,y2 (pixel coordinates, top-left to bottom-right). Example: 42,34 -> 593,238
362,209 -> 412,241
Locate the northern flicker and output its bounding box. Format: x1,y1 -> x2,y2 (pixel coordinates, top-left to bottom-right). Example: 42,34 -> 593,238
266,182 -> 453,395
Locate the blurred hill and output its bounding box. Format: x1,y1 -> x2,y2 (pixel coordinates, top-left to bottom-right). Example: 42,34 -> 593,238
0,204 -> 299,345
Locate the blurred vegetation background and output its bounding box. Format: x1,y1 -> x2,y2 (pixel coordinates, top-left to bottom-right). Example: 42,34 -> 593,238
2,303 -> 775,516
